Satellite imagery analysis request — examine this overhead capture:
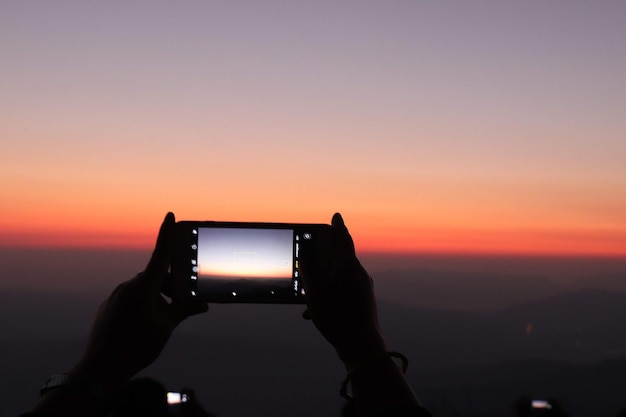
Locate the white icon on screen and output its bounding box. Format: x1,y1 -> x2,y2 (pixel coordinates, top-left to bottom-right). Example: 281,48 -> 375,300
191,275 -> 197,280
191,244 -> 197,250
192,229 -> 198,235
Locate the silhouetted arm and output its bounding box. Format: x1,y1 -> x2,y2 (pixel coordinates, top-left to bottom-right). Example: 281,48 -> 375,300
300,213 -> 429,417
25,213 -> 208,417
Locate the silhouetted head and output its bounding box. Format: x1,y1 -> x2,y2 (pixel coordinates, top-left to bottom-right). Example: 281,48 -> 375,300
340,400 -> 356,417
112,377 -> 170,417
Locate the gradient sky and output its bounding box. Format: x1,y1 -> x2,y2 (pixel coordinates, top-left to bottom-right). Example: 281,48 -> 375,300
1,1 -> 625,255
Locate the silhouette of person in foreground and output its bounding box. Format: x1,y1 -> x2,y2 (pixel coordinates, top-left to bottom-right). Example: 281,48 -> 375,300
111,377 -> 170,417
110,377 -> 216,417
23,212 -> 430,417
176,388 -> 217,417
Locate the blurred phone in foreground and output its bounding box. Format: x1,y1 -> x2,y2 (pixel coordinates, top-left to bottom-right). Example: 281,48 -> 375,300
172,221 -> 331,303
167,391 -> 188,417
530,399 -> 556,415
167,391 -> 188,405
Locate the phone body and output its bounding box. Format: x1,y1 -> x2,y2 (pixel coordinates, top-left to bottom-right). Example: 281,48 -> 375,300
172,221 -> 330,303
531,400 -> 552,409
167,391 -> 188,405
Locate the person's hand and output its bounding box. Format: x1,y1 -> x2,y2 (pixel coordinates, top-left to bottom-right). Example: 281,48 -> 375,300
69,212 -> 208,390
299,213 -> 387,370
299,214 -> 426,416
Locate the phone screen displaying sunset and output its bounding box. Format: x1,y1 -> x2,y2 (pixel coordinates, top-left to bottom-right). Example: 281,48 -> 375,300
197,227 -> 294,280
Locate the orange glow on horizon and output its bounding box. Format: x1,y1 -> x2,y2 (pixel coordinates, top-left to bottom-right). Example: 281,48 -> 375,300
2,141 -> 625,258
2,175 -> 624,257
3,221 -> 625,257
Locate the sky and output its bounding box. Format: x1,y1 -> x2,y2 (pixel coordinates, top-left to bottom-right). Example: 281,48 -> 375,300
1,1 -> 625,256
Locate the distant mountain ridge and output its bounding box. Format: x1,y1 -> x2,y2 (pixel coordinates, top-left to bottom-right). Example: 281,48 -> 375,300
379,288 -> 626,369
373,265 -> 626,312
2,286 -> 625,362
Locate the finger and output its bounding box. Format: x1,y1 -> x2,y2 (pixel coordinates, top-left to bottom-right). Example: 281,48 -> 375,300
142,212 -> 176,287
332,212 -> 356,256
168,299 -> 209,323
145,212 -> 175,274
161,273 -> 174,298
331,212 -> 345,227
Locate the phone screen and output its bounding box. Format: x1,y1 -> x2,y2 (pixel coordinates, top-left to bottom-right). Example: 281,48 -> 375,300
174,221 -> 328,303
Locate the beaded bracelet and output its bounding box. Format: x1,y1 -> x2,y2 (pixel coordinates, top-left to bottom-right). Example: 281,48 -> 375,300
40,374 -> 109,414
340,351 -> 409,400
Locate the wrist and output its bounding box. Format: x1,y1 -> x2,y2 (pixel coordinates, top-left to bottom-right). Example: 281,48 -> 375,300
68,357 -> 134,395
340,351 -> 410,400
35,371 -> 115,416
335,331 -> 387,370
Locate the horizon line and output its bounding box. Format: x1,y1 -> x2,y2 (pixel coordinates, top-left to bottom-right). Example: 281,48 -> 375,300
2,243 -> 626,259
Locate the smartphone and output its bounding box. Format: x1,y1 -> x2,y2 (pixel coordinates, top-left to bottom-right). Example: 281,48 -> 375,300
167,391 -> 188,405
531,400 -> 552,409
172,221 -> 331,303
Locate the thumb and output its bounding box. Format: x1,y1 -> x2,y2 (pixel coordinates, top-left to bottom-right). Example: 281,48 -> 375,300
169,299 -> 209,323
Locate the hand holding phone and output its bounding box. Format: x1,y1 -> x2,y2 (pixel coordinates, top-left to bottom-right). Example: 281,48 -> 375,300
298,213 -> 386,368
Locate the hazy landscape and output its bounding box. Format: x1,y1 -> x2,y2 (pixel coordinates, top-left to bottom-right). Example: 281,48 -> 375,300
2,248 -> 626,416
3,3 -> 626,416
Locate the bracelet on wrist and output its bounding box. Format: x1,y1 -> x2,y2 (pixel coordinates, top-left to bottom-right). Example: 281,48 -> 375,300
340,351 -> 409,400
40,374 -> 109,414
